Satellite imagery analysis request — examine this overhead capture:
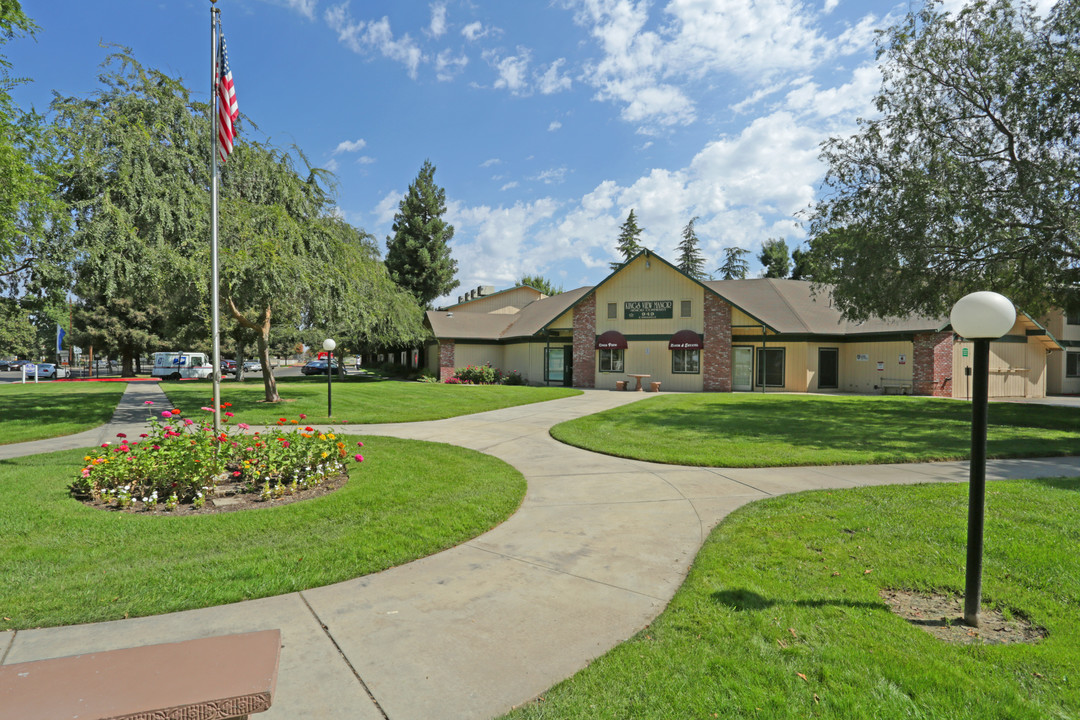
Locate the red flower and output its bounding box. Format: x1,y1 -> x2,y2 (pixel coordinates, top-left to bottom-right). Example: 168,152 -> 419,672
233,470 -> 242,477
305,426 -> 314,432
171,409 -> 182,416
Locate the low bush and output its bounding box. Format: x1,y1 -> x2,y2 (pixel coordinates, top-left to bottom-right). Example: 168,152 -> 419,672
69,401 -> 362,509
452,363 -> 503,385
502,370 -> 526,386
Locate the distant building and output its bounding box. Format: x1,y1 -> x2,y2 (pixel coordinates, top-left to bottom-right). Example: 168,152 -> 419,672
426,250 -> 1063,398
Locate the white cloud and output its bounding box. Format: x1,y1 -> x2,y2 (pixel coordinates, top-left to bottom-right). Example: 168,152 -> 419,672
428,2 -> 447,37
435,49 -> 469,81
356,156 -> 376,165
538,58 -> 572,94
324,4 -> 424,79
480,158 -> 501,168
375,190 -> 400,224
823,0 -> 840,14
285,0 -> 317,20
534,167 -> 568,184
461,21 -> 493,41
783,63 -> 880,122
324,157 -> 339,172
500,181 -> 519,191
486,47 -> 533,95
446,198 -> 561,288
333,138 -> 367,154
548,120 -> 562,131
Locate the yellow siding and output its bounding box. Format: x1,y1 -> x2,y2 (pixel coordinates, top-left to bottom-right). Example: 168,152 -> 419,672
594,254 -> 705,336
453,287 -> 541,314
730,307 -> 766,331
952,338 -> 1047,398
728,341 -> 809,392
453,344 -> 505,372
836,341 -> 913,394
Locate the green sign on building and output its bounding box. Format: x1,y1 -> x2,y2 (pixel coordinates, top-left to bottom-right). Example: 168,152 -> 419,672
624,300 -> 673,320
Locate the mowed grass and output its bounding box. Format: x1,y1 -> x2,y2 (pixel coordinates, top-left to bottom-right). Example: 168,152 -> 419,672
505,478 -> 1080,720
550,394 -> 1080,466
161,377 -> 582,424
0,436 -> 525,629
0,381 -> 128,444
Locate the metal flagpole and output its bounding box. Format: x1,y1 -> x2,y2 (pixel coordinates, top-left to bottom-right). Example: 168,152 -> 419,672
210,0 -> 222,434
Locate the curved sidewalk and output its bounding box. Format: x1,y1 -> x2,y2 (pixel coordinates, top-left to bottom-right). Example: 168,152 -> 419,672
3,383 -> 1080,720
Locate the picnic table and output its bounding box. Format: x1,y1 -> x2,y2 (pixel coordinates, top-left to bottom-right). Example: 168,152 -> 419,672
627,373 -> 650,391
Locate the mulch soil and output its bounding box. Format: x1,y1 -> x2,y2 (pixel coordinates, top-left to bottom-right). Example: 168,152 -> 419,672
880,588 -> 1047,645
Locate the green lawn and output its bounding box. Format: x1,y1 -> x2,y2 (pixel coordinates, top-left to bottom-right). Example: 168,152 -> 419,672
0,381 -> 128,444
160,377 -> 582,424
505,478 -> 1080,720
0,436 -> 525,629
550,394 -> 1080,466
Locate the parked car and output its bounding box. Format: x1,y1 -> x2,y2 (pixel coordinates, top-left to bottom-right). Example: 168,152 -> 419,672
31,363 -> 69,379
300,359 -> 341,375
242,360 -> 262,373
221,359 -> 238,375
0,359 -> 16,371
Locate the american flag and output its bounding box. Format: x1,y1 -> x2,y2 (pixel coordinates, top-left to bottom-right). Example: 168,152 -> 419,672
217,26 -> 239,162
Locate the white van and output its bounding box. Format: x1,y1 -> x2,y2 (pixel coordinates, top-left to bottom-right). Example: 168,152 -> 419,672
152,352 -> 213,380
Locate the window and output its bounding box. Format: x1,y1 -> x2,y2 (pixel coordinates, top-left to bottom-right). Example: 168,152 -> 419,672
680,300 -> 692,318
1068,352 -> 1080,378
1068,309 -> 1080,325
755,347 -> 785,387
599,348 -> 625,373
672,348 -> 700,374
607,302 -> 617,319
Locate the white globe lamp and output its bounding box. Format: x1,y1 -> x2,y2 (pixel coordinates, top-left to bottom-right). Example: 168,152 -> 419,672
950,291 -> 1015,339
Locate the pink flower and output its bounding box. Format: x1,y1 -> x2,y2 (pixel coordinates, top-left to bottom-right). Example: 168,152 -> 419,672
161,411 -> 172,418
299,414 -> 307,420
101,442 -> 110,448
152,444 -> 161,450
354,454 -> 364,462
225,412 -> 234,417
139,433 -> 148,438
281,440 -> 291,448
116,432 -> 127,438
233,471 -> 242,477
356,441 -> 364,447
201,406 -> 213,412
144,400 -> 154,405
245,447 -> 254,452
184,418 -> 194,426
163,425 -> 172,431
81,467 -> 90,477
237,423 -> 250,430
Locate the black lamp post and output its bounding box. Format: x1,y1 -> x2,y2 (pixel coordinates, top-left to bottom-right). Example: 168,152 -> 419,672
949,291 -> 1015,627
323,337 -> 336,418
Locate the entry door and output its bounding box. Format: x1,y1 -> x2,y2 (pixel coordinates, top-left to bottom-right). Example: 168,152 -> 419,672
733,347 -> 753,391
561,345 -> 573,387
818,348 -> 839,389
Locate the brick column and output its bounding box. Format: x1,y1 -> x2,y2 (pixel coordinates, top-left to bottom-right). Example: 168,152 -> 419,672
703,292 -> 732,392
439,341 -> 456,382
572,294 -> 596,389
913,331 -> 953,397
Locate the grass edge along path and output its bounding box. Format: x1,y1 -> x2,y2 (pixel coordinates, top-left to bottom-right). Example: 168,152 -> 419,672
504,477 -> 1080,720
0,381 -> 128,445
160,378 -> 582,425
550,393 -> 1080,467
0,435 -> 526,630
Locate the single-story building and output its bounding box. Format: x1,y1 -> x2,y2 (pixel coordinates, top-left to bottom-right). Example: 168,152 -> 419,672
1041,307 -> 1080,395
425,249 -> 1063,399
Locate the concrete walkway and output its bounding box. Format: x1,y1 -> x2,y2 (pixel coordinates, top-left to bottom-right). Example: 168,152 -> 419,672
3,383 -> 1080,719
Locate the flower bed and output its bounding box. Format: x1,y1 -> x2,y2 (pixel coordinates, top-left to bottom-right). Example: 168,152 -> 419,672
69,401 -> 364,511
448,364 -> 526,385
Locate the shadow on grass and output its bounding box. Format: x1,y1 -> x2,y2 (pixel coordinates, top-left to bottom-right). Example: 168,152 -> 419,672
1,389 -> 122,427
611,396 -> 1080,460
1026,477 -> 1080,492
712,588 -> 886,613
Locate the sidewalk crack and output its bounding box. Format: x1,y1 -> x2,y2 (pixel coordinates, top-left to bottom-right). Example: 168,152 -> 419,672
300,592 -> 391,720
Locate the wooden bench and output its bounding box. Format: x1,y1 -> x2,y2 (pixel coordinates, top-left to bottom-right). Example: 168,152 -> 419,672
649,381 -> 662,392
0,629 -> 281,720
879,378 -> 912,395
615,380 -> 628,391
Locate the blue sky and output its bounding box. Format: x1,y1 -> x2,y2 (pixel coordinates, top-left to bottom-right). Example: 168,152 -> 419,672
9,0 -> 1058,306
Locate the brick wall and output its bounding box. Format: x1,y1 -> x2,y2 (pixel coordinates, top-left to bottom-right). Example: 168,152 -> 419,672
572,294 -> 596,389
913,331 -> 953,397
703,292 -> 732,392
439,341 -> 455,383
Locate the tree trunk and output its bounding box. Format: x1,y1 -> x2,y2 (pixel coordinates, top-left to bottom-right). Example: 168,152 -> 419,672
235,345 -> 245,382
227,297 -> 279,402
121,349 -> 135,377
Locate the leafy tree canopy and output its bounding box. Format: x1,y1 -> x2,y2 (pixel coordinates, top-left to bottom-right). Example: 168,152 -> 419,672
808,0 -> 1080,320
519,274 -> 563,295
759,238 -> 791,278
676,216 -> 706,280
385,159 -> 459,308
791,247 -> 814,281
718,247 -> 750,280
610,209 -> 644,271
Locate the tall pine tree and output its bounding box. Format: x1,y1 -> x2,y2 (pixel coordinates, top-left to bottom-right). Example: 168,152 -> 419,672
676,216 -> 705,279
717,247 -> 749,280
385,159 -> 459,308
610,209 -> 643,271
758,238 -> 791,278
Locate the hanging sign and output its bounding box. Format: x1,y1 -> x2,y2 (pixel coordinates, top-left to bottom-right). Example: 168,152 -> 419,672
624,300 -> 673,320
898,354 -> 906,365
962,348 -> 969,357
877,361 -> 885,371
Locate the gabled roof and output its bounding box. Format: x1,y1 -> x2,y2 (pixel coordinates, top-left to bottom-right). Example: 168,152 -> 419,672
706,278 -> 947,335
425,286 -> 592,341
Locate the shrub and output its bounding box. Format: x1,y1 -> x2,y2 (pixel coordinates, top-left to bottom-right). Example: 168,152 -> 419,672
70,402 -> 362,509
502,370 -> 526,386
453,363 -> 502,385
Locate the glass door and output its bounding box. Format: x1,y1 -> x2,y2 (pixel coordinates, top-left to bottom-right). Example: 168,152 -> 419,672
733,346 -> 752,391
